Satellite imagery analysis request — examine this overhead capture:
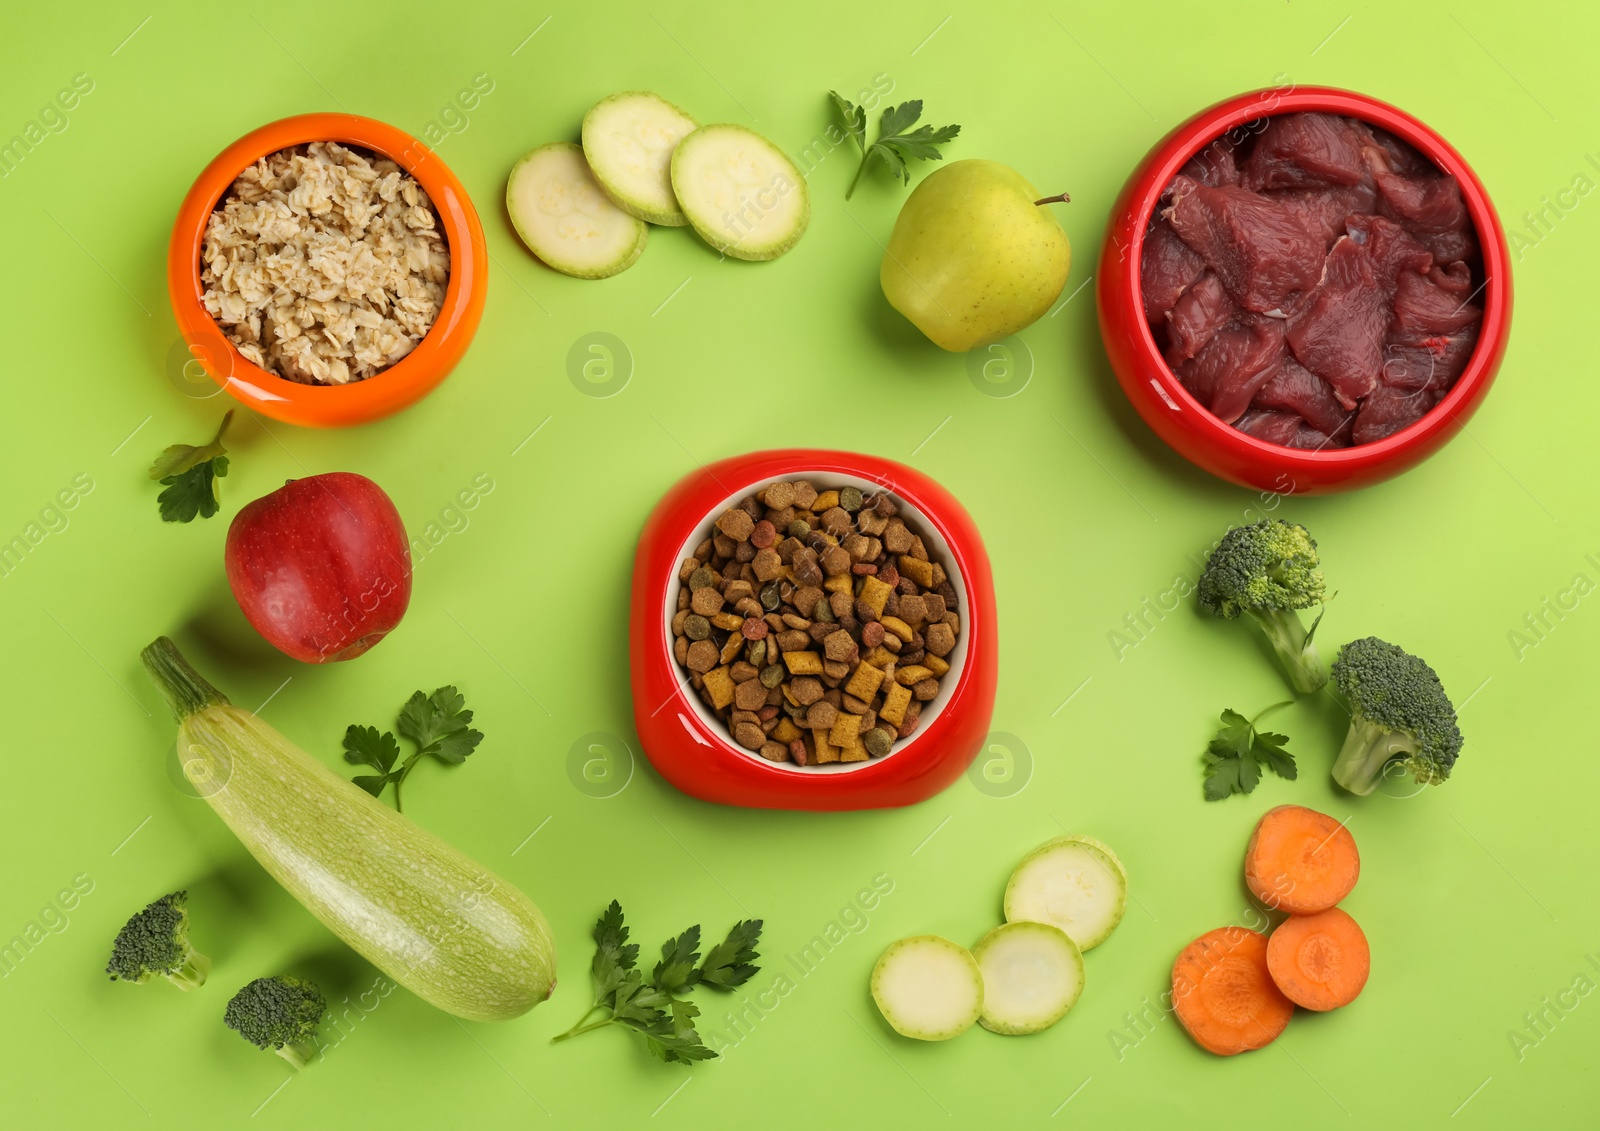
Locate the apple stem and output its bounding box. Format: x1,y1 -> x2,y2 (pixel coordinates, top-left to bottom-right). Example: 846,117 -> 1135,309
1033,193 -> 1071,206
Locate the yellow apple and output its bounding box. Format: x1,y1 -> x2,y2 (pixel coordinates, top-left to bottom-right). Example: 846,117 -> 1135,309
880,159 -> 1071,352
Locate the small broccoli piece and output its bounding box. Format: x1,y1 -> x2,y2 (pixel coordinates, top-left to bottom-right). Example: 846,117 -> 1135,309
106,890 -> 210,990
1197,519 -> 1328,693
224,976 -> 328,1070
1330,637 -> 1463,795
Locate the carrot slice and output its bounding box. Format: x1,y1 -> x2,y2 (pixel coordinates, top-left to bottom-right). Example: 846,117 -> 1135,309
1267,907 -> 1370,1011
1244,804 -> 1359,914
1171,926 -> 1293,1056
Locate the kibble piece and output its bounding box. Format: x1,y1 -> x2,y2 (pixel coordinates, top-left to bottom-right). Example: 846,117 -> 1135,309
912,678 -> 940,701
857,508 -> 887,536
822,660 -> 851,681
930,562 -> 946,588
842,692 -> 872,714
863,645 -> 897,670
839,486 -> 863,512
760,663 -> 786,689
786,519 -> 811,539
686,639 -> 719,673
922,593 -> 947,621
752,548 -> 784,581
749,519 -> 777,549
719,636 -> 743,664
777,629 -> 810,653
897,714 -> 920,739
674,636 -> 689,665
711,612 -> 744,631
812,731 -> 841,764
880,615 -> 914,642
844,662 -> 886,701
841,532 -> 870,561
823,629 -> 857,662
863,727 -> 893,758
820,506 -> 852,535
691,587 -> 725,617
787,481 -> 815,508
734,679 -> 769,711
861,621 -> 885,649
806,699 -> 839,730
882,520 -> 914,553
838,733 -> 870,763
925,622 -> 955,657
895,665 -> 935,687
790,675 -> 824,705
858,574 -> 893,618
897,594 -> 928,625
700,666 -> 736,710
731,660 -> 759,683
758,741 -> 787,762
829,714 -> 863,748
748,638 -> 767,668
773,717 -> 802,744
741,617 -> 769,640
763,481 -> 796,509
759,583 -> 782,612
898,555 -> 935,588
824,572 -> 853,595
690,567 -> 718,591
717,507 -> 755,542
792,553 -> 824,587
879,682 -> 913,727
790,739 -> 809,765
784,651 -> 825,677
734,721 -> 765,750
811,489 -> 839,511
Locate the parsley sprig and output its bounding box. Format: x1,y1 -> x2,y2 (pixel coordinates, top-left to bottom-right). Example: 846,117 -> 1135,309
343,686 -> 483,811
149,410 -> 232,522
830,92 -> 960,199
1202,703 -> 1297,800
552,901 -> 763,1064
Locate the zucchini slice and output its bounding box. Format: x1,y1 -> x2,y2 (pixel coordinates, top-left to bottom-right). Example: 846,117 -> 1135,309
670,124 -> 809,260
581,91 -> 699,226
973,921 -> 1085,1035
506,142 -> 648,279
1004,835 -> 1128,951
870,935 -> 983,1041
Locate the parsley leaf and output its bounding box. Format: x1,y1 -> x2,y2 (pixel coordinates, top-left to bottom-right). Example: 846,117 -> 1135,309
832,91 -> 960,199
554,902 -> 763,1066
342,725 -> 402,797
1202,703 -> 1297,800
697,919 -> 763,990
343,686 -> 483,811
150,410 -> 233,523
652,925 -> 703,996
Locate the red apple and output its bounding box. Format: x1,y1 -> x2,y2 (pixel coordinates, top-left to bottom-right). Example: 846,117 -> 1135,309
225,472 -> 412,663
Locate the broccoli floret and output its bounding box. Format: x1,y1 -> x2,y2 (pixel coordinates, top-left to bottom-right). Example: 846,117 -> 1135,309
1197,519 -> 1328,693
1330,636 -> 1463,795
224,976 -> 327,1070
106,891 -> 210,990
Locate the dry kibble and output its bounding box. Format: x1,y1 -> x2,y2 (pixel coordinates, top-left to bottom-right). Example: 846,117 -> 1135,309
675,479 -> 960,766
686,639 -> 719,673
925,622 -> 956,657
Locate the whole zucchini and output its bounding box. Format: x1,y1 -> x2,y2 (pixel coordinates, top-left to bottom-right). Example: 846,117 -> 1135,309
141,637 -> 556,1022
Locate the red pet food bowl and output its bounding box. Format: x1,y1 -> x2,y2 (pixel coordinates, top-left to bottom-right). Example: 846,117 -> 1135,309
630,449 -> 997,811
1097,86 -> 1512,494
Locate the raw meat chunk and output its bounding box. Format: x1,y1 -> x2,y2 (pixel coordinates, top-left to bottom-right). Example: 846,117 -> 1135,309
1141,214 -> 1207,323
1253,357 -> 1353,436
1359,126 -> 1435,178
1178,315 -> 1285,423
1381,326 -> 1479,390
1181,140 -> 1242,187
1244,112 -> 1368,191
1165,272 -> 1235,364
1287,214 -> 1436,407
1392,269 -> 1481,337
1165,175 -> 1325,314
1235,409 -> 1305,445
1269,183 -> 1379,250
1374,167 -> 1468,234
1416,226 -> 1478,265
1353,384 -> 1436,444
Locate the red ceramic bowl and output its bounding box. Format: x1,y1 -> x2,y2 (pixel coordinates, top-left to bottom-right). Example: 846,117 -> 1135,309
1098,86 -> 1512,494
630,450 -> 997,811
167,113 -> 487,428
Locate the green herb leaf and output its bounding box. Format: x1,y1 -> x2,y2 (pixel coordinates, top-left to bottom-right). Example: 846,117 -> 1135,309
828,91 -> 866,154
652,926 -> 703,996
1202,705 -> 1295,800
837,91 -> 959,199
697,919 -> 763,990
342,725 -> 400,774
151,411 -> 233,523
398,686 -> 483,765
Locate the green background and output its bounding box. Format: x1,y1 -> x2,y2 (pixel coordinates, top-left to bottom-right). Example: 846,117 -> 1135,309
2,0 -> 1595,1125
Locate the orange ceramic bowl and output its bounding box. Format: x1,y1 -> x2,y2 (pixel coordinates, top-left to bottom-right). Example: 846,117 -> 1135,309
166,113 -> 487,428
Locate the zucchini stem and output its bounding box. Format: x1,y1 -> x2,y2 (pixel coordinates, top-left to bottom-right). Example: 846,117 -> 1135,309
140,637 -> 230,720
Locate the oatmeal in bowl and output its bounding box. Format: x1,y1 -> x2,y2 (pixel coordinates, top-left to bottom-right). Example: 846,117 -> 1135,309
201,141 -> 450,386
